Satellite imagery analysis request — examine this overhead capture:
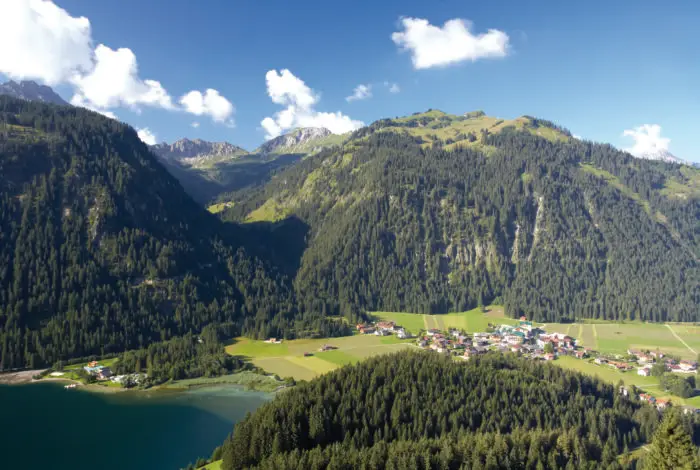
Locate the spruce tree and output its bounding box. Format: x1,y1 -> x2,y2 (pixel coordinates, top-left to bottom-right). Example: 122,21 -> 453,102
644,412 -> 700,470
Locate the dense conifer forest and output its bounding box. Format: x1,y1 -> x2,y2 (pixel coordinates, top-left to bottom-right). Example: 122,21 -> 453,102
217,351 -> 700,469
222,112 -> 700,323
0,97 -> 345,370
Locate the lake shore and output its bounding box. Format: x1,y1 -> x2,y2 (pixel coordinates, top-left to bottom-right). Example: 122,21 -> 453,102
0,369 -> 47,384
1,369 -> 288,394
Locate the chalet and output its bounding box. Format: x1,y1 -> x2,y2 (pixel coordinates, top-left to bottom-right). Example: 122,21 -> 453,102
426,329 -> 440,337
355,323 -> 367,331
650,351 -> 665,359
594,357 -> 607,365
374,329 -> 390,336
638,367 -> 651,377
376,321 -> 396,331
319,344 -> 336,352
397,329 -> 410,339
450,329 -> 461,338
608,361 -> 631,371
679,360 -> 698,371
510,344 -> 522,353
97,367 -> 113,380
360,327 -> 375,335
639,394 -> 656,404
264,338 -> 283,344
543,353 -> 555,361
682,406 -> 700,415
488,334 -> 502,343
656,399 -> 670,410
619,386 -> 629,397
506,335 -> 524,345
575,350 -> 587,359
418,339 -> 428,348
637,354 -> 654,364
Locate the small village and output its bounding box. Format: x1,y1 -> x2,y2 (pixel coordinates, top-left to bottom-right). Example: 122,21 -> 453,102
354,317 -> 700,414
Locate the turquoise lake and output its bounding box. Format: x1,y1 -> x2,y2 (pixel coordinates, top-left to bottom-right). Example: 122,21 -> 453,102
0,382 -> 271,469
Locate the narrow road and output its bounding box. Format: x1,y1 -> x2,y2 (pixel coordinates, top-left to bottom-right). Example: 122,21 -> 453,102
666,324 -> 697,355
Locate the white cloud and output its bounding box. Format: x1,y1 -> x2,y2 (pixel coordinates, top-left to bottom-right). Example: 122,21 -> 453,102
0,0 -> 93,85
261,69 -> 364,140
70,45 -> 174,111
191,121 -> 200,128
391,17 -> 510,69
137,127 -> 157,145
623,124 -> 670,156
573,134 -> 582,140
0,0 -> 235,126
180,89 -> 234,125
346,84 -> 372,102
383,81 -> 401,93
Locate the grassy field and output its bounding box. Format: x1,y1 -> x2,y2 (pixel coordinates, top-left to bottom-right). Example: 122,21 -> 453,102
226,335 -> 415,381
667,323 -> 700,354
201,460 -> 222,470
593,323 -> 696,359
555,356 -> 699,406
372,305 -> 519,335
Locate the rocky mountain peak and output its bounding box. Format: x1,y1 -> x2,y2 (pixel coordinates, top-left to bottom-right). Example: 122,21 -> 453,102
0,80 -> 68,105
151,138 -> 248,167
633,149 -> 685,165
257,127 -> 332,154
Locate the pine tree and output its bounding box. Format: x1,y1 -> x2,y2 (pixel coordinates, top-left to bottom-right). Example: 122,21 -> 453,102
644,412 -> 700,470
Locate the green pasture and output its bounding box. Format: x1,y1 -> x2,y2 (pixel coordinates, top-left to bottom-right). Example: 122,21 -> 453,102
226,335 -> 416,381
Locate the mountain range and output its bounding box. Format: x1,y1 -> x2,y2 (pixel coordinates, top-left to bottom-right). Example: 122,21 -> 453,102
0,90 -> 699,370
149,127 -> 349,203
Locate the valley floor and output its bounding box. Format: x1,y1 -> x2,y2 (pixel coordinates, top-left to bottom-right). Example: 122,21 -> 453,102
226,308 -> 700,407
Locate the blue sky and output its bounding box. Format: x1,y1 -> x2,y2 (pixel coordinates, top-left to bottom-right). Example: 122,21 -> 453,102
2,0 -> 698,162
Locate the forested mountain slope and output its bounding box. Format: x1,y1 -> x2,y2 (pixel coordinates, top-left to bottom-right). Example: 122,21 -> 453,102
222,110 -> 700,323
0,97 -> 344,370
218,351 -> 690,469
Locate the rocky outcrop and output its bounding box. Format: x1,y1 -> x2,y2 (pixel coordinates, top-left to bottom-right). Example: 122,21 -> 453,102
0,80 -> 68,105
151,138 -> 248,167
257,127 -> 332,155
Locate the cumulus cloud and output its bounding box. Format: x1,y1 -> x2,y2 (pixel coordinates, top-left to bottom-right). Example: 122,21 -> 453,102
137,127 -> 157,145
70,45 -> 174,111
623,124 -> 670,156
0,0 -> 234,125
391,17 -> 509,69
179,89 -> 234,125
0,0 -> 93,85
261,69 -> 364,140
346,84 -> 372,102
